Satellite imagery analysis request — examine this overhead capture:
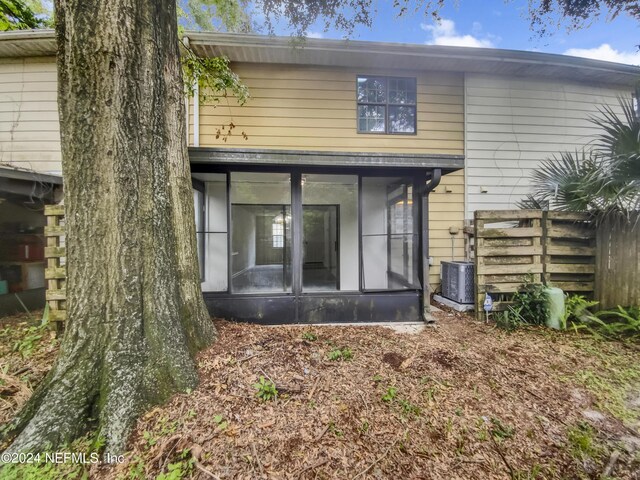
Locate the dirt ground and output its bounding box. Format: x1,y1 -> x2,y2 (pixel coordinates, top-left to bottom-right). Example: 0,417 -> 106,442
1,309 -> 639,479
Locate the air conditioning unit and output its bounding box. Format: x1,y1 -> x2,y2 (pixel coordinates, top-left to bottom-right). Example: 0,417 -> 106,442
441,261 -> 474,304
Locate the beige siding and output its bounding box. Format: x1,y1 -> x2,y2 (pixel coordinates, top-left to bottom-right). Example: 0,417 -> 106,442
428,170 -> 465,288
0,56 -> 61,173
194,63 -> 465,154
465,74 -> 631,217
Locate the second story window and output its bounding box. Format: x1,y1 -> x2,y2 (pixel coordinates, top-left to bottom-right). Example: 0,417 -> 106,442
357,76 -> 417,134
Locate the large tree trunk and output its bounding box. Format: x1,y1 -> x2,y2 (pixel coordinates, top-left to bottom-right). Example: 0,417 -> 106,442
2,0 -> 215,454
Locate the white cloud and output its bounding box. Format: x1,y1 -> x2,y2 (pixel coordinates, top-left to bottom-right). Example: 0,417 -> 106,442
564,44 -> 640,65
420,19 -> 496,48
306,31 -> 325,39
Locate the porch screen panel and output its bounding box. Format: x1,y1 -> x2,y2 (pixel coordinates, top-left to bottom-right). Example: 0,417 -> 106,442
194,188 -> 205,281
230,173 -> 292,293
197,173 -> 228,292
362,177 -> 420,290
302,174 -> 359,291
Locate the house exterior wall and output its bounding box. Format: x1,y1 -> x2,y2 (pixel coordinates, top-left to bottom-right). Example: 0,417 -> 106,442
1,55 -> 632,292
464,73 -> 631,218
0,56 -> 60,174
192,64 -> 464,154
192,63 -> 467,288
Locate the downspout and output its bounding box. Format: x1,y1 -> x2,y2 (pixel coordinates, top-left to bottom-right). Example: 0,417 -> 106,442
463,72 -> 469,221
420,168 -> 441,322
193,79 -> 200,147
185,95 -> 190,145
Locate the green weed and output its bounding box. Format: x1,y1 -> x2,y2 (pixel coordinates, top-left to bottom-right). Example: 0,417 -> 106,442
398,398 -> 421,417
212,414 -> 228,431
359,420 -> 370,434
143,430 -> 157,447
567,422 -> 602,460
253,376 -> 278,401
302,331 -> 318,341
488,417 -> 515,441
562,294 -> 599,328
156,448 -> 194,480
381,386 -> 397,402
495,310 -> 523,332
574,368 -> 640,421
328,421 -> 344,437
327,347 -> 352,361
10,324 -> 47,358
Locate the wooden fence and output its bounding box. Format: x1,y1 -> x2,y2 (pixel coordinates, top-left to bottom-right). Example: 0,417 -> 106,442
474,210 -> 596,318
595,214 -> 640,309
44,204 -> 66,329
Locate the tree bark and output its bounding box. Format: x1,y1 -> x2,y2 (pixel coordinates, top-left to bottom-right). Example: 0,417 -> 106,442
2,0 -> 215,454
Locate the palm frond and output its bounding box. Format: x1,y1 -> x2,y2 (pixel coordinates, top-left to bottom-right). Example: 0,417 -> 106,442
524,97 -> 640,224
516,194 -> 548,210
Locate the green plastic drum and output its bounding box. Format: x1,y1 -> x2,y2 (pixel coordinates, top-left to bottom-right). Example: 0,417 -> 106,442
544,287 -> 565,330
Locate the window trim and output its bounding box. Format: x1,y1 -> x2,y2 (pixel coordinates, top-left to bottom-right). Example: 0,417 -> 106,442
356,75 -> 417,135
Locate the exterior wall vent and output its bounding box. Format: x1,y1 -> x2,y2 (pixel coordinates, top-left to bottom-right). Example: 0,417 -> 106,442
440,261 -> 474,304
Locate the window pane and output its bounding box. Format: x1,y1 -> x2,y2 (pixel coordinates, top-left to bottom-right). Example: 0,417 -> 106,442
357,76 -> 386,104
194,173 -> 228,292
230,173 -> 292,293
357,105 -> 386,133
388,78 -> 416,104
389,106 -> 416,134
302,174 -> 358,291
362,177 -> 419,290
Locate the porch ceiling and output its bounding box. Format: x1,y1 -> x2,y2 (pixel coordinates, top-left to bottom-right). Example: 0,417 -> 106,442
189,147 -> 464,172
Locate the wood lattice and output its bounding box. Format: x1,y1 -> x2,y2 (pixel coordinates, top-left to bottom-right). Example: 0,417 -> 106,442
44,204 -> 66,329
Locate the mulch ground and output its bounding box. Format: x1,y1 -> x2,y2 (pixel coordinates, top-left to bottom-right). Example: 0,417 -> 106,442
0,310 -> 58,426
95,310 -> 639,480
1,309 -> 639,479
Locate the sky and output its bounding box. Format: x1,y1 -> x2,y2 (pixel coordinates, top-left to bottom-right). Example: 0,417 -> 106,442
263,1 -> 640,66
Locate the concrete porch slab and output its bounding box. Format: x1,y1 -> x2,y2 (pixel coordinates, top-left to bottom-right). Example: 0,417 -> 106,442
433,294 -> 475,312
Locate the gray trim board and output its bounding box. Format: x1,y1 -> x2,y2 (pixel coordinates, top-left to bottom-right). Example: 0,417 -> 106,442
0,167 -> 62,185
189,147 -> 464,170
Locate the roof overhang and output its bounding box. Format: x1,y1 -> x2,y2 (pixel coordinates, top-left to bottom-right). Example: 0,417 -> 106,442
185,32 -> 640,87
0,165 -> 62,185
0,165 -> 62,202
189,147 -> 464,172
2,29 -> 638,87
0,29 -> 56,58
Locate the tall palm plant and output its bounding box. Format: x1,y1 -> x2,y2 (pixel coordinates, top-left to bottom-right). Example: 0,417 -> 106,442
519,96 -> 640,224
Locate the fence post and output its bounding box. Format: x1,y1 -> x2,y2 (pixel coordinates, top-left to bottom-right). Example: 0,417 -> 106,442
541,210 -> 549,286
474,211 -> 484,320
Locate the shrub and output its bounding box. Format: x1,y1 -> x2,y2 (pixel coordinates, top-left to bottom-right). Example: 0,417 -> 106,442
573,305 -> 640,341
562,294 -> 599,329
506,281 -> 550,326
